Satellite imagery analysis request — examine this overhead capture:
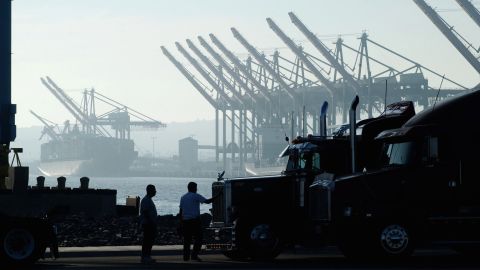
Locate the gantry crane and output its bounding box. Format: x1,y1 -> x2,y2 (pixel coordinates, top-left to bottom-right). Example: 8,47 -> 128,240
163,10 -> 469,177
39,77 -> 165,140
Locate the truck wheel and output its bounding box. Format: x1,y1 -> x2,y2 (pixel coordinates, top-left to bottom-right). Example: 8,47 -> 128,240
1,227 -> 41,264
375,223 -> 414,258
247,224 -> 283,260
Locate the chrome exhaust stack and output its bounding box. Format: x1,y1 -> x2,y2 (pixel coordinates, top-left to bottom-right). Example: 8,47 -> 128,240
319,101 -> 328,137
349,96 -> 359,173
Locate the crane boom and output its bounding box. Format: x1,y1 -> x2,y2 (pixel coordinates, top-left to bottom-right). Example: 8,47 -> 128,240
266,18 -> 335,96
198,35 -> 258,103
456,0 -> 480,29
288,12 -> 361,91
185,39 -> 245,105
175,42 -> 237,108
209,33 -> 273,102
45,76 -> 90,123
40,78 -> 88,126
231,27 -> 296,100
30,110 -> 60,141
414,0 -> 480,74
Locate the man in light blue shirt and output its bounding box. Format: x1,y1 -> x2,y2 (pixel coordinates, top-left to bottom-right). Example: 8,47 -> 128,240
179,182 -> 215,262
140,184 -> 158,264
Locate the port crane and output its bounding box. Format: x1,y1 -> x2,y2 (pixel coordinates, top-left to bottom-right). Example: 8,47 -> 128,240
163,10 -> 470,177
39,77 -> 166,140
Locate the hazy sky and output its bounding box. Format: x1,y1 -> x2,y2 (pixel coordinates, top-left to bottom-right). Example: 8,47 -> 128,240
12,0 -> 480,128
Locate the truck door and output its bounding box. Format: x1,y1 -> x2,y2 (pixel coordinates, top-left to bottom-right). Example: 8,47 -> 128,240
453,137 -> 480,241
422,136 -> 465,241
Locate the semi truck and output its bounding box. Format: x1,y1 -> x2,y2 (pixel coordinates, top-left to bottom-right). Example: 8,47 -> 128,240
206,97 -> 416,260
311,89 -> 480,259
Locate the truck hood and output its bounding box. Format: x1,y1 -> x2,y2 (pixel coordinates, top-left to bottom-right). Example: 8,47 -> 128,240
225,174 -> 291,184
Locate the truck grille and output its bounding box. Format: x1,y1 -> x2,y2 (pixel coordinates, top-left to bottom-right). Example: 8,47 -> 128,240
211,181 -> 225,223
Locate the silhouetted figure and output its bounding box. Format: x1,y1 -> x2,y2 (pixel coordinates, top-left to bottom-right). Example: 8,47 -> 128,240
179,182 -> 215,262
140,184 -> 158,264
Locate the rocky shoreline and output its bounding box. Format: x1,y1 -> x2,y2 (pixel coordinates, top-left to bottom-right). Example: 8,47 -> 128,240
53,214 -> 203,247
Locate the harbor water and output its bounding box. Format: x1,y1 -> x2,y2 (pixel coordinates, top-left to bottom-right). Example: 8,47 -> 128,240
29,176 -> 214,216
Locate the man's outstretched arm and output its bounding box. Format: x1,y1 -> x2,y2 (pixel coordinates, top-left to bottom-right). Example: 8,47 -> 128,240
204,191 -> 222,204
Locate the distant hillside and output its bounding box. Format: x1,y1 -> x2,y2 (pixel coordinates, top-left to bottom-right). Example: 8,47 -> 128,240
14,119 -> 217,163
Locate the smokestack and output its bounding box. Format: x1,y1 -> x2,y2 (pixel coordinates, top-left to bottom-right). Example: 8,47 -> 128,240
319,101 -> 328,136
0,0 -> 15,144
349,96 -> 359,173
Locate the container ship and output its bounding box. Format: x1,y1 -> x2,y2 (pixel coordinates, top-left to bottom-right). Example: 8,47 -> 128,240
33,77 -> 165,176
38,136 -> 136,177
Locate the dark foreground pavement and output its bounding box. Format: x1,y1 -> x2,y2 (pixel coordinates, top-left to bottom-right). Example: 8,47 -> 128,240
13,246 -> 480,270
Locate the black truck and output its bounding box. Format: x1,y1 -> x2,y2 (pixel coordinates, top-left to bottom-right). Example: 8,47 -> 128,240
311,89 -> 480,259
206,98 -> 416,260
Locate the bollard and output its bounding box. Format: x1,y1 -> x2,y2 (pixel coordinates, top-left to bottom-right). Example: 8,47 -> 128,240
57,176 -> 66,189
80,176 -> 89,189
36,176 -> 45,188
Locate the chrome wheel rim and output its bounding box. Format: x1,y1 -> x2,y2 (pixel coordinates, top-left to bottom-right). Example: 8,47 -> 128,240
3,229 -> 35,260
380,224 -> 409,254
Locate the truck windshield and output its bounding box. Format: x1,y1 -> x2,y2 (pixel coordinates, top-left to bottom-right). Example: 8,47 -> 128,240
285,151 -> 321,172
381,141 -> 416,167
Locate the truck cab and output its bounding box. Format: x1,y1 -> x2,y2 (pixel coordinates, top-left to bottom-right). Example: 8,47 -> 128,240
312,90 -> 480,258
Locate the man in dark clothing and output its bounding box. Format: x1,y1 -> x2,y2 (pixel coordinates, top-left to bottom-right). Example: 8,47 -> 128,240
179,182 -> 215,262
140,184 -> 158,264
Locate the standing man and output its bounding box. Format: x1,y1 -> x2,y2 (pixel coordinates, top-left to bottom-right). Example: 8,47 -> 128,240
179,182 -> 215,262
140,184 -> 158,264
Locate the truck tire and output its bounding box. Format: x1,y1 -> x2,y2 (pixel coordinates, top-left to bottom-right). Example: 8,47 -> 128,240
0,227 -> 41,264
